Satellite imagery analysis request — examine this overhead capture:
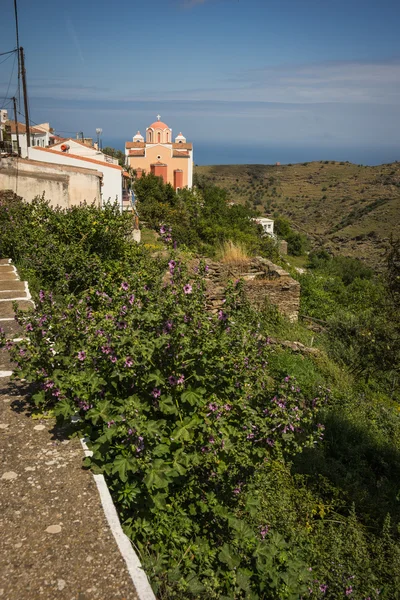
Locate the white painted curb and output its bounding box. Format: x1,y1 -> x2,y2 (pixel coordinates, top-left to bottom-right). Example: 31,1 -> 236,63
80,438 -> 157,600
0,371 -> 13,378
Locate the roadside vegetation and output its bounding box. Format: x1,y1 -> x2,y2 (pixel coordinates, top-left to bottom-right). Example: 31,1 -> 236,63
1,188 -> 400,599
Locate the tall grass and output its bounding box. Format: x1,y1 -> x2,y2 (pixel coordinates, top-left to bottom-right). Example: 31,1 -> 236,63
218,240 -> 250,267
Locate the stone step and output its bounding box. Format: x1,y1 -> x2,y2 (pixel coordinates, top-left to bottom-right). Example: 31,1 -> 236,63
0,300 -> 34,319
0,290 -> 28,300
0,347 -> 15,371
0,281 -> 26,293
0,272 -> 19,282
0,259 -> 11,265
0,319 -> 24,338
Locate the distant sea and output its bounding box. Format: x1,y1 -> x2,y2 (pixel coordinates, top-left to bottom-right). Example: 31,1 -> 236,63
105,139 -> 400,167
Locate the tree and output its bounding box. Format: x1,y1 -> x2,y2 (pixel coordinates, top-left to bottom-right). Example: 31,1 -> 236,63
102,146 -> 126,168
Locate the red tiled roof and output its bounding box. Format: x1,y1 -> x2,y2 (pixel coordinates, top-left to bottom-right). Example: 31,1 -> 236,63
126,142 -> 146,149
172,143 -> 192,150
129,150 -> 145,156
173,151 -> 190,158
5,121 -> 47,135
31,147 -> 123,171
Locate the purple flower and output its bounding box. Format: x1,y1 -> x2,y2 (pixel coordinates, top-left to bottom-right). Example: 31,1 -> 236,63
77,351 -> 86,361
25,323 -> 33,331
160,225 -> 166,234
209,436 -> 215,444
217,310 -> 227,321
183,284 -> 192,294
121,282 -> 129,291
345,587 -> 353,596
260,526 -> 269,539
39,290 -> 45,302
152,388 -> 161,398
129,294 -> 135,305
110,355 -> 117,363
319,585 -> 328,593
208,402 -> 218,412
168,260 -> 176,273
168,375 -> 178,386
177,375 -> 185,385
124,357 -> 133,368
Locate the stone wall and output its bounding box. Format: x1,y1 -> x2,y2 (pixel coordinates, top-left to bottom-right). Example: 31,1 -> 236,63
0,157 -> 102,208
200,257 -> 300,322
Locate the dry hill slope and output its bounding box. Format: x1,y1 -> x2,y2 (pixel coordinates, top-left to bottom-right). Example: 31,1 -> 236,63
195,161 -> 400,266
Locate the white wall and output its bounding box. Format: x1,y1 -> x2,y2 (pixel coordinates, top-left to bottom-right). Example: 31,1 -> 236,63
0,157 -> 101,208
28,147 -> 123,209
12,132 -> 49,158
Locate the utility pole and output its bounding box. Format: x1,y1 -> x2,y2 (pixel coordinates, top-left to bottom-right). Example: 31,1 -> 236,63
19,47 -> 30,150
12,96 -> 20,157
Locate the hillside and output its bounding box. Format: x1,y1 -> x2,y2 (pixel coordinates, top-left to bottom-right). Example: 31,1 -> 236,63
195,161 -> 400,265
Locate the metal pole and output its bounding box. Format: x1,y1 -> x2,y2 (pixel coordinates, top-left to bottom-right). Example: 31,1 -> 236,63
12,96 -> 20,157
20,47 -> 31,150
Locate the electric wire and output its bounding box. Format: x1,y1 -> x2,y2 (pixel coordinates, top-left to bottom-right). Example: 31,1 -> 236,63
0,49 -> 17,57
0,52 -> 16,67
0,51 -> 17,110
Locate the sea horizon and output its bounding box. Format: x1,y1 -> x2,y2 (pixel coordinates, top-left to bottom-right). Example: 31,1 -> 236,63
104,139 -> 400,168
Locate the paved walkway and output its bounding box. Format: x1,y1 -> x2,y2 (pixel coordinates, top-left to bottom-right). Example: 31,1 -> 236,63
0,260 -> 140,600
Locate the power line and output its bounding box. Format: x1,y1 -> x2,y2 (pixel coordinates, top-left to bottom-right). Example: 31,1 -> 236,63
0,49 -> 17,57
0,51 -> 17,110
0,52 -> 16,67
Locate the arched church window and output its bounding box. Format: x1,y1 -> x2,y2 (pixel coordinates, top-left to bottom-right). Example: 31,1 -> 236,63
148,131 -> 152,143
157,132 -> 161,143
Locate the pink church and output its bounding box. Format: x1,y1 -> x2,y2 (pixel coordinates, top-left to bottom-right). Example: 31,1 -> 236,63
125,116 -> 193,190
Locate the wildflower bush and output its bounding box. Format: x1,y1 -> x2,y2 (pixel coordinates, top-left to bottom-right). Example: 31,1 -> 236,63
2,195 -> 400,598
9,258 -> 324,598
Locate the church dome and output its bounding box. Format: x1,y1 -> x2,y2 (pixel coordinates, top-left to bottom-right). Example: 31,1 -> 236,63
148,121 -> 170,130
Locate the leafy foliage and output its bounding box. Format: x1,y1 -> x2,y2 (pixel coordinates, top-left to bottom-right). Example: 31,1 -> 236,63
2,194 -> 400,598
134,173 -> 278,260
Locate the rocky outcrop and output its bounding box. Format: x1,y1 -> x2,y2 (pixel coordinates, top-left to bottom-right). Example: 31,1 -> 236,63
198,257 -> 300,322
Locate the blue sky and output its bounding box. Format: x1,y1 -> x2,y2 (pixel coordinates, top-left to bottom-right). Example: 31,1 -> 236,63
1,0 -> 400,162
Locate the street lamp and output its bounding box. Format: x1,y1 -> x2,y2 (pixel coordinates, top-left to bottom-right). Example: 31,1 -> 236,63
96,128 -> 103,150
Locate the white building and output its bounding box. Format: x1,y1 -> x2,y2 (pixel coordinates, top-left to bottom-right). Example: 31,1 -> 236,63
28,146 -> 123,208
50,138 -> 119,165
253,217 -> 275,236
4,120 -> 59,157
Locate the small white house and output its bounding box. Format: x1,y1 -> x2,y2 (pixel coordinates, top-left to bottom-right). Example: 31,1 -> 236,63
5,121 -> 58,157
253,217 -> 274,236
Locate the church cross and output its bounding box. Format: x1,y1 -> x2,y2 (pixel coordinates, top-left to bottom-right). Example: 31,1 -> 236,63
157,114 -> 161,121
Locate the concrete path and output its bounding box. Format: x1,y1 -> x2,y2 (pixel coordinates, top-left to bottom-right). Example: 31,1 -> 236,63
0,260 -> 140,600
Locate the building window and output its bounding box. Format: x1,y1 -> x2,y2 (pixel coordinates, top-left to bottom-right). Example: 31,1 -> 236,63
37,139 -> 40,146
166,132 -> 169,142
148,131 -> 152,143
157,132 -> 161,143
